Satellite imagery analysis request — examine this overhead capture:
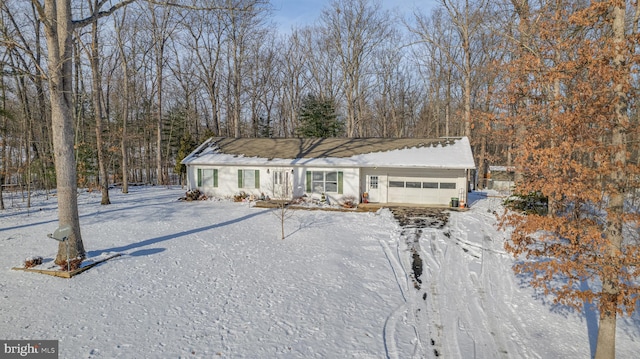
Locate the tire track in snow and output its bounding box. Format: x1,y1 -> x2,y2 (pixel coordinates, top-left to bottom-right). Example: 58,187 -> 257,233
410,209 -> 511,359
389,200 -> 540,359
447,210 -> 533,358
475,228 -> 537,359
446,212 -> 505,358
420,228 -> 447,358
377,235 -> 408,359
377,231 -> 427,359
388,208 -> 457,359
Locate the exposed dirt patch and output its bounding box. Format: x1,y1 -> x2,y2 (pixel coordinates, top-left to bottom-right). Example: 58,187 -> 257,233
390,207 -> 451,292
391,207 -> 450,228
411,249 -> 423,287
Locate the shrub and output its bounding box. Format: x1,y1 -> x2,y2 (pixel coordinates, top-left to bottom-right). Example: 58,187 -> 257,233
504,191 -> 548,215
340,195 -> 358,208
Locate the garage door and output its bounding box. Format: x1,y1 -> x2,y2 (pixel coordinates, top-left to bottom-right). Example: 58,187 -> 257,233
387,177 -> 459,205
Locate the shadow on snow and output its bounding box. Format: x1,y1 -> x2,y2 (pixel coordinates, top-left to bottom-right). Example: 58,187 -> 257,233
87,209 -> 270,258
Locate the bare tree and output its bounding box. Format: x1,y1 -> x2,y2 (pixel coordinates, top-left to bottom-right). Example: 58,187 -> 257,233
276,30 -> 308,137
301,26 -> 341,117
0,65 -> 10,210
29,0 -> 179,264
371,28 -> 418,137
246,31 -> 277,137
266,168 -> 296,240
221,0 -> 269,138
146,2 -> 178,185
183,7 -> 225,136
113,8 -> 133,193
439,0 -> 487,138
87,0 -> 111,205
272,200 -> 295,240
33,0 -> 113,263
320,0 -> 391,137
2,1 -> 55,203
410,7 -> 461,137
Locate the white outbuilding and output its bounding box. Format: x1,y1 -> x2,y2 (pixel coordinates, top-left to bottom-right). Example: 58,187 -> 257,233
181,137 -> 476,206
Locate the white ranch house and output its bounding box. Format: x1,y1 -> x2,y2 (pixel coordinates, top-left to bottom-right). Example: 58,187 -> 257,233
181,137 -> 476,206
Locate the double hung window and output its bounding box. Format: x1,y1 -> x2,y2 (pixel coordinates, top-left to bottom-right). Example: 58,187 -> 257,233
197,169 -> 218,187
306,171 -> 343,194
238,169 -> 260,189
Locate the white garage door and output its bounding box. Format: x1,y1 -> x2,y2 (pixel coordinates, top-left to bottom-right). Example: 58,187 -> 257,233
387,176 -> 459,205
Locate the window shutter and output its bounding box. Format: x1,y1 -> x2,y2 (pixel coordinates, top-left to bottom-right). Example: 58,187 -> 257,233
197,169 -> 202,187
338,171 -> 343,194
306,171 -> 311,192
213,169 -> 218,188
255,170 -> 260,188
238,169 -> 243,188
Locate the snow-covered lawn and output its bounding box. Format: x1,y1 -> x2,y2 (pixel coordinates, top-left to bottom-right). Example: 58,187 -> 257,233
1,187 -> 639,358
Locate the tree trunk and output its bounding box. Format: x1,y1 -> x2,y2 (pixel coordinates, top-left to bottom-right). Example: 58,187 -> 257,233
0,81 -> 6,210
120,66 -> 130,194
598,316 -> 617,357
43,0 -> 86,264
595,3 -> 628,358
90,13 -> 110,205
510,0 -> 530,186
115,9 -> 130,194
149,4 -> 167,185
595,283 -> 618,359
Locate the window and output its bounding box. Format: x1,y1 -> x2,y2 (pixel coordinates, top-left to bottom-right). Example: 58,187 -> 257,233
325,171 -> 338,192
423,182 -> 438,189
440,182 -> 456,189
238,169 -> 260,189
389,181 -> 404,188
306,171 -> 343,194
406,181 -> 421,188
274,171 -> 285,185
197,169 -> 218,187
369,176 -> 379,189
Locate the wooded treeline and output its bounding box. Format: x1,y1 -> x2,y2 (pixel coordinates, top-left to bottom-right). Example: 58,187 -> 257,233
0,0 -> 517,195
0,0 -> 637,194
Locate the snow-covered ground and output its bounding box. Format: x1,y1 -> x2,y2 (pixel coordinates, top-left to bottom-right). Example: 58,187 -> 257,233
1,186 -> 639,358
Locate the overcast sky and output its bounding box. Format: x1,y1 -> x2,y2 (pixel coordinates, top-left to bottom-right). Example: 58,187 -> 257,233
271,0 -> 438,33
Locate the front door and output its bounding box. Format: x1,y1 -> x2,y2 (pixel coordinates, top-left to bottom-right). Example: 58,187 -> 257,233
273,170 -> 291,199
366,175 -> 380,202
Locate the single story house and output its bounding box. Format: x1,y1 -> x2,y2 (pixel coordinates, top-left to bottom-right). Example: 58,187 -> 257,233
181,137 -> 476,206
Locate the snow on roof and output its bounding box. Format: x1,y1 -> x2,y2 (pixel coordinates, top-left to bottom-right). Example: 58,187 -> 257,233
182,137 -> 476,169
489,166 -> 516,172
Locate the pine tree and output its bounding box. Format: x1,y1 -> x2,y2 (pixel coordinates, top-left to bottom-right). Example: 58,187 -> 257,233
295,94 -> 343,138
174,132 -> 197,186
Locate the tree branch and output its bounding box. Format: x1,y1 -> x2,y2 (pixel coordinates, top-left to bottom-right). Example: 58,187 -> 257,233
73,0 -> 138,29
73,0 -> 269,29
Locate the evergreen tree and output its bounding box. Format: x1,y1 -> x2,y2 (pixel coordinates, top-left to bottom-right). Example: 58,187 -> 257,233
295,94 -> 343,137
174,126 -> 198,187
